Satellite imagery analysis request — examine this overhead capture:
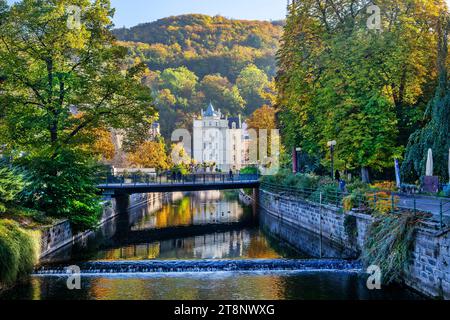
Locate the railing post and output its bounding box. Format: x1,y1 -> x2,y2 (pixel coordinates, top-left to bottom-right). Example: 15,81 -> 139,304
440,199 -> 443,229
391,194 -> 395,214
413,195 -> 416,214
336,190 -> 339,207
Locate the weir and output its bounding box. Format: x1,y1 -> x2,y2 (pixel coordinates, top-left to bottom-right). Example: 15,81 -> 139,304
34,259 -> 362,275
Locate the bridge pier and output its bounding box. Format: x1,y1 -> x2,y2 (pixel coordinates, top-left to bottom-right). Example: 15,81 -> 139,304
115,193 -> 130,215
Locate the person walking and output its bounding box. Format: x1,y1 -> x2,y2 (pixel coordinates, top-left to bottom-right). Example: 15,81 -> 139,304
335,170 -> 341,182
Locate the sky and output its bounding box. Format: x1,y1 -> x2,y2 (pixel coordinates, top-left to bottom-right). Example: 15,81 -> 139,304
110,0 -> 288,28
6,0 -> 288,27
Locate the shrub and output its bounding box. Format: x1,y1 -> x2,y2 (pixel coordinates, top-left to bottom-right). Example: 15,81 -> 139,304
362,212 -> 425,284
366,191 -> 400,214
443,185 -> 450,197
371,181 -> 398,192
240,166 -> 259,175
0,164 -> 27,213
0,219 -> 40,289
343,194 -> 358,212
19,150 -> 102,232
346,180 -> 371,194
309,182 -> 340,205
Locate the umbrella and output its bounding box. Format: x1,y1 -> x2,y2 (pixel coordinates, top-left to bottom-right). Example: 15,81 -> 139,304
426,148 -> 433,177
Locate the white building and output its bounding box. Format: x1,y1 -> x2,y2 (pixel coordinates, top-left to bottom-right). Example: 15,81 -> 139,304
193,103 -> 246,172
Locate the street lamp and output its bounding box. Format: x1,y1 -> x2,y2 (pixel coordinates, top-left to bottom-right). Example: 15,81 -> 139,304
327,140 -> 337,180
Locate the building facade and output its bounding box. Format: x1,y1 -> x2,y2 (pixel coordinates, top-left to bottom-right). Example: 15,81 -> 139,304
193,103 -> 248,172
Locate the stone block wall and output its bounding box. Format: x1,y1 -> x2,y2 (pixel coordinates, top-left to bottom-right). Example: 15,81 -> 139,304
39,193 -> 156,258
260,189 -> 450,299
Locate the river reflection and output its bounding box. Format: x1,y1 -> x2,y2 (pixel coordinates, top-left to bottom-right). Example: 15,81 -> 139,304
0,190 -> 423,300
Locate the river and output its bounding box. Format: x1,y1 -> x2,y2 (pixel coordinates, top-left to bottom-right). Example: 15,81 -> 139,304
1,190 -> 422,300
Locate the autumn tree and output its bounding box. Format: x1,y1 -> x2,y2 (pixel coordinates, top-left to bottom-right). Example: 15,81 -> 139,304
0,0 -> 155,229
127,140 -> 170,170
277,0 -> 444,181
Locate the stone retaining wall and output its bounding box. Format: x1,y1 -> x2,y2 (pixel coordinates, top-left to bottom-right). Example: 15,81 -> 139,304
260,188 -> 450,299
39,193 -> 158,258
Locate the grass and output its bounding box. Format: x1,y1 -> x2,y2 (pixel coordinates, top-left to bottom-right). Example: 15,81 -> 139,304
0,219 -> 41,290
362,211 -> 425,284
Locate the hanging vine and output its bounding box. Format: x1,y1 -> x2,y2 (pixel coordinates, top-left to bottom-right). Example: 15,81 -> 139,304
362,212 -> 427,284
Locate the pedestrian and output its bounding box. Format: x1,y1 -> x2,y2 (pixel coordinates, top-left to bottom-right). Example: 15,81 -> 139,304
229,168 -> 233,181
335,170 -> 341,182
171,170 -> 176,182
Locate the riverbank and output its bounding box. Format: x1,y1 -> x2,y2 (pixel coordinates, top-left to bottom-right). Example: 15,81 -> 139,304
257,188 -> 450,299
0,192 -> 173,293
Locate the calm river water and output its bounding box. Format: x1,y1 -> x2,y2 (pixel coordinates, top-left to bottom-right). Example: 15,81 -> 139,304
1,191 -> 422,300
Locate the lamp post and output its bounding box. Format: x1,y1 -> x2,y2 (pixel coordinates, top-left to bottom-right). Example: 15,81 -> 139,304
296,147 -> 302,173
327,140 -> 337,180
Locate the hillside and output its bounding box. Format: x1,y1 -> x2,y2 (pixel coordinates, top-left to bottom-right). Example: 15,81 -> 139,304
114,14 -> 283,138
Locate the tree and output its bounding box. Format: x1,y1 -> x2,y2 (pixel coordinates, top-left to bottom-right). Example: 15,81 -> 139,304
0,163 -> 26,213
127,140 -> 170,170
402,14 -> 450,182
236,64 -> 271,114
277,0 -> 444,180
199,74 -> 245,115
0,0 -> 155,229
159,67 -> 198,99
91,128 -> 115,162
247,105 -> 277,132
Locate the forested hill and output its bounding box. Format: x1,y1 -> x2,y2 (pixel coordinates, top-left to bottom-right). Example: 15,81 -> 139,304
113,14 -> 283,139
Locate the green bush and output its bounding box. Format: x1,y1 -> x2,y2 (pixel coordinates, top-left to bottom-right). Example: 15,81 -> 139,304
0,219 -> 40,289
240,166 -> 259,175
19,150 -> 102,232
0,164 -> 27,213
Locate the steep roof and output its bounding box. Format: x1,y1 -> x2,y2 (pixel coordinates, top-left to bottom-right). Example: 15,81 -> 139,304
204,102 -> 215,117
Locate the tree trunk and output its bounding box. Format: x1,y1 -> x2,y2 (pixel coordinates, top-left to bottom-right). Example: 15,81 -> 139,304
361,167 -> 370,183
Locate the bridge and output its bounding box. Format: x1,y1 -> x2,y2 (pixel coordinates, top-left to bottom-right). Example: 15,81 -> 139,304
97,174 -> 260,196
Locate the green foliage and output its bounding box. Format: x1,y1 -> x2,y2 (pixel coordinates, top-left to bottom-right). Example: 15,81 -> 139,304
0,0 -> 156,231
362,212 -> 424,284
115,14 -> 281,139
114,14 -> 281,79
240,166 -> 259,175
19,150 -> 102,231
0,219 -> 40,289
236,64 -> 271,115
402,15 -> 450,182
277,0 -> 443,179
0,164 -> 26,213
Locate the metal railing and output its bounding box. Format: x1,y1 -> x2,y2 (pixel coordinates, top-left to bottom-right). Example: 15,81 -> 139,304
260,182 -> 450,229
98,173 -> 260,187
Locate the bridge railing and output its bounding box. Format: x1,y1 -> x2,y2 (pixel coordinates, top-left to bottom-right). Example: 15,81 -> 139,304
260,182 -> 450,229
98,173 -> 259,186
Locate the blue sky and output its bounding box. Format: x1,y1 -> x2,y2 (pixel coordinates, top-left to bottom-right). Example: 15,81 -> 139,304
6,0 -> 288,27
110,0 -> 288,27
